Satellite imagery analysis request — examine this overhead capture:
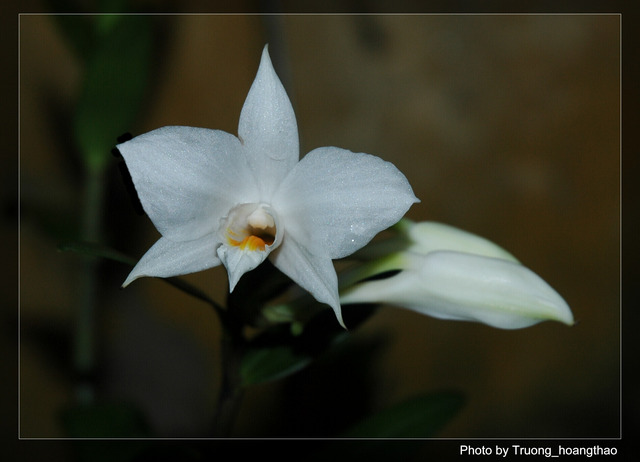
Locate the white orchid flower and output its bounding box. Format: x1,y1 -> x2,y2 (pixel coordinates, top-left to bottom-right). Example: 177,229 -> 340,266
117,46 -> 418,327
340,220 -> 574,329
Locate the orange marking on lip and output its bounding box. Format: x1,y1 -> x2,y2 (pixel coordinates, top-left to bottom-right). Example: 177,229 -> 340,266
228,235 -> 268,252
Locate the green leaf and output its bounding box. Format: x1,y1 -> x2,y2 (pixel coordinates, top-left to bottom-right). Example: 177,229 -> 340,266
59,401 -> 151,438
73,14 -> 153,172
239,304 -> 380,387
341,390 -> 465,438
60,402 -> 151,461
240,344 -> 313,387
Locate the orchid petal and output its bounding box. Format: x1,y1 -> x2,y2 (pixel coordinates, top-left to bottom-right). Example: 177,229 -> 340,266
340,251 -> 574,329
270,234 -> 345,328
404,221 -> 519,262
273,147 -> 419,259
123,235 -> 220,287
238,46 -> 299,197
117,126 -> 257,241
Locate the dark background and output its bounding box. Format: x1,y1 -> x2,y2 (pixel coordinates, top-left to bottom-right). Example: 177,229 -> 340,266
10,1 -> 623,452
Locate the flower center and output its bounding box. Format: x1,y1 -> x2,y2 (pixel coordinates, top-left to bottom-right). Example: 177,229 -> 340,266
222,203 -> 279,252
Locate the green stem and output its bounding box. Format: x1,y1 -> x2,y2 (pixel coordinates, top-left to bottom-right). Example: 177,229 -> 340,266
338,252 -> 408,291
212,326 -> 245,437
74,162 -> 106,404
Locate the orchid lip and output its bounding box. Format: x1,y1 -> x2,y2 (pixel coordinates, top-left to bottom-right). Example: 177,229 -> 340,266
221,203 -> 281,253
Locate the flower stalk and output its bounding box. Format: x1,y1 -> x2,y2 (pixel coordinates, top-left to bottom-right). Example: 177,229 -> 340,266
212,322 -> 246,437
74,160 -> 107,404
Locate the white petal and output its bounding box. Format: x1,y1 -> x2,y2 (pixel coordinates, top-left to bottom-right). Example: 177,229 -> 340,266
352,220 -> 519,262
340,251 -> 574,329
405,221 -> 519,262
117,126 -> 257,241
122,235 -> 220,287
273,147 -> 419,259
270,234 -> 345,328
238,46 -> 299,197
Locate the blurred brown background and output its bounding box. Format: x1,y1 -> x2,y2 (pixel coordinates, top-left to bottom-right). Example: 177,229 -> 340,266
15,5 -> 619,443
